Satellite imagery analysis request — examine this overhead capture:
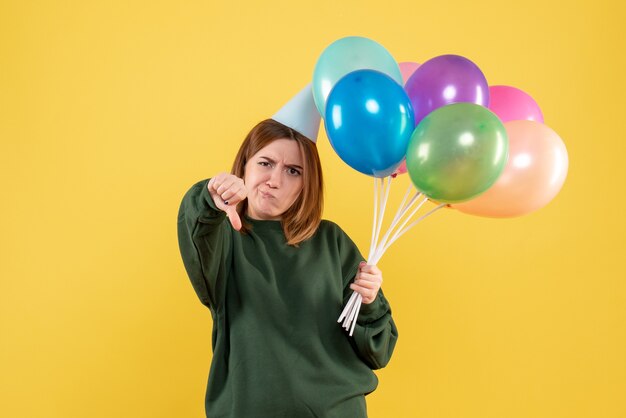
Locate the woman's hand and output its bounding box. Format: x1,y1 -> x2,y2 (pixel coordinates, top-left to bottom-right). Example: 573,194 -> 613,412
207,173 -> 247,231
350,262 -> 383,304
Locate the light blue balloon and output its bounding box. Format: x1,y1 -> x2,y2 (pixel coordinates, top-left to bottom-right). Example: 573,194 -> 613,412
313,36 -> 403,116
325,70 -> 415,177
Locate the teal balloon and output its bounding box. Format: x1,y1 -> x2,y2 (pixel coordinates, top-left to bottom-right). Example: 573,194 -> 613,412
313,36 -> 402,116
406,103 -> 509,203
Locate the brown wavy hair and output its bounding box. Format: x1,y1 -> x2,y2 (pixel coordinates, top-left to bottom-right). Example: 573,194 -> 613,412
231,119 -> 323,246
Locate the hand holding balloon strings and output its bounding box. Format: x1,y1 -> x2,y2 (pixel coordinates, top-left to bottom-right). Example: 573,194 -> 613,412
338,176 -> 446,335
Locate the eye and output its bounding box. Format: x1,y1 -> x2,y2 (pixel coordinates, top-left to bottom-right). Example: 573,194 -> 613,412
258,161 -> 271,167
287,167 -> 301,176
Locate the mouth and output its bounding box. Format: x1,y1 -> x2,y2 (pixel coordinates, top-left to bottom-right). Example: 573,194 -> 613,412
260,190 -> 275,199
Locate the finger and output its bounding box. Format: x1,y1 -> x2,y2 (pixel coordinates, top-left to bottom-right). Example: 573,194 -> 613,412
209,174 -> 228,191
225,207 -> 242,231
208,179 -> 222,195
216,179 -> 236,196
350,284 -> 376,302
350,283 -> 376,295
220,184 -> 245,203
360,264 -> 381,275
220,189 -> 237,203
353,279 -> 378,290
358,272 -> 382,284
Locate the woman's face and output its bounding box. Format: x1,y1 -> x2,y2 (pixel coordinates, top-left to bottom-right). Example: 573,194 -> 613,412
244,138 -> 304,220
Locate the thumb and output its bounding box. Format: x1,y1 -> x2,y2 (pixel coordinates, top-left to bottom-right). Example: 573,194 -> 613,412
225,206 -> 242,231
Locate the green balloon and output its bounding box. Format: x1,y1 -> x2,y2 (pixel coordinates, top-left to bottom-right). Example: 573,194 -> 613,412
406,103 -> 509,203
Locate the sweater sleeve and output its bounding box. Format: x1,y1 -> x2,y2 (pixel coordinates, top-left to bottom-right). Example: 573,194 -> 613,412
177,178 -> 232,312
336,225 -> 399,370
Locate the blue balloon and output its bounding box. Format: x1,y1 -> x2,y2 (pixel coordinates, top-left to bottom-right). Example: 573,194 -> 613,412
324,69 -> 415,177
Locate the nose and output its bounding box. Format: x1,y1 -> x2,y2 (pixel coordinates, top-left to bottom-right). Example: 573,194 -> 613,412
266,167 -> 281,188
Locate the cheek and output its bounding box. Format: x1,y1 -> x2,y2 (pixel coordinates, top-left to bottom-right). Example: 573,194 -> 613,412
245,182 -> 254,197
287,181 -> 304,203
244,170 -> 260,189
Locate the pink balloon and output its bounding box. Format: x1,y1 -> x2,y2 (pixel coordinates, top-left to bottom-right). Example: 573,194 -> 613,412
452,120 -> 568,218
399,62 -> 420,86
392,159 -> 407,177
489,85 -> 544,123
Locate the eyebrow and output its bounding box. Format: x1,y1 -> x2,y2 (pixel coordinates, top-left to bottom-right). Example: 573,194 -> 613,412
258,156 -> 303,171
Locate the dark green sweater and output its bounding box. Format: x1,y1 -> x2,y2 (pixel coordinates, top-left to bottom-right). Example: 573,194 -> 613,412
177,179 -> 398,418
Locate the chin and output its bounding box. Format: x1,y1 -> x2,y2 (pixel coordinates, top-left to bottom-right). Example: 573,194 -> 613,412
262,211 -> 282,220
251,205 -> 282,220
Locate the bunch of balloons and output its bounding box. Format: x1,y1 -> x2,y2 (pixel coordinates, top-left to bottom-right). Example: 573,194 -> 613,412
313,36 -> 569,335
314,36 -> 568,216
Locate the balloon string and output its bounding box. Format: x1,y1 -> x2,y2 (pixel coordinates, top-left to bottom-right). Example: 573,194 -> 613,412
385,195 -> 429,247
379,183 -> 414,247
349,295 -> 361,336
381,203 -> 446,254
372,185 -> 422,264
340,180 -> 445,335
392,183 -> 416,226
372,193 -> 426,265
370,176 -> 391,263
359,177 -> 392,329
343,293 -> 359,329
344,178 -> 380,328
344,293 -> 360,330
341,176 -> 394,333
396,187 -> 423,223
367,178 -> 380,260
338,291 -> 358,323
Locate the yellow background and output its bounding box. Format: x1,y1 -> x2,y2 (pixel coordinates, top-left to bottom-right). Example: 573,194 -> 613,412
1,0 -> 624,417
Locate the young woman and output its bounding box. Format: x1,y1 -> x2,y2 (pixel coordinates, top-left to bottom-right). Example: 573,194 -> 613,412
177,118 -> 398,417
